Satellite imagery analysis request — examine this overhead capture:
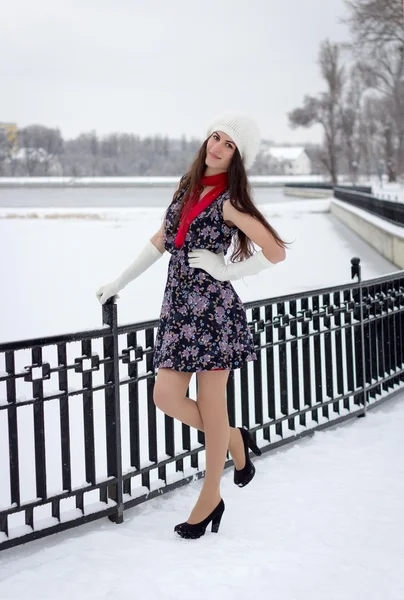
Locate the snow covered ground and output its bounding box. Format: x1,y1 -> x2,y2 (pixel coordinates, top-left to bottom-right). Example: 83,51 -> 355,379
0,392 -> 403,600
1,194 -> 403,597
0,198 -> 398,344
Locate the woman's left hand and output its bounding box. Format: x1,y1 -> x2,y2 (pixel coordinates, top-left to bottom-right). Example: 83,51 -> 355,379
188,249 -> 228,281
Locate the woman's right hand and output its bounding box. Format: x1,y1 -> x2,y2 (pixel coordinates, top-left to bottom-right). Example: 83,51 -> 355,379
96,280 -> 121,305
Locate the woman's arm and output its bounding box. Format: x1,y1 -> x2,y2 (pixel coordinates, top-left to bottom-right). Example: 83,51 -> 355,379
223,199 -> 286,263
188,199 -> 286,281
150,176 -> 183,253
96,211 -> 167,305
150,218 -> 166,254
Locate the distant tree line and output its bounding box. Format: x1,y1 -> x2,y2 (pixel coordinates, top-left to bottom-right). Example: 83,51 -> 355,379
289,0 -> 404,183
0,124 -> 328,178
0,128 -> 201,177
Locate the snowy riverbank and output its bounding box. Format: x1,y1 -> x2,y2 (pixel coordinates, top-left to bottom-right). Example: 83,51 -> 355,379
0,175 -> 328,188
0,198 -> 398,344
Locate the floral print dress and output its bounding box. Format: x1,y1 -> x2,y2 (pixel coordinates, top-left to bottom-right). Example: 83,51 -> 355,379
153,187 -> 257,372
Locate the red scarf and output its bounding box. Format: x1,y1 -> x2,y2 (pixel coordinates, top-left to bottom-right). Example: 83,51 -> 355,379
174,171 -> 228,248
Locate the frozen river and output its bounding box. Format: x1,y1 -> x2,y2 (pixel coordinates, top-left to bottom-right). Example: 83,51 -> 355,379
0,186 -> 292,208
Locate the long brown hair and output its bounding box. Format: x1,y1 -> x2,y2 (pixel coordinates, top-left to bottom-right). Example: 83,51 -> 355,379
170,136 -> 290,262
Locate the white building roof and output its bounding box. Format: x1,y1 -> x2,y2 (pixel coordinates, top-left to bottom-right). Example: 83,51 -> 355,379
266,146 -> 306,161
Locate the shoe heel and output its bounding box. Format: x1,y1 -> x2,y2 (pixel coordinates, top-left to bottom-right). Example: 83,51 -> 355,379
248,434 -> 262,456
211,512 -> 224,533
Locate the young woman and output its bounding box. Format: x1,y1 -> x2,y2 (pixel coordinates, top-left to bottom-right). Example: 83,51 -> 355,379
96,112 -> 288,539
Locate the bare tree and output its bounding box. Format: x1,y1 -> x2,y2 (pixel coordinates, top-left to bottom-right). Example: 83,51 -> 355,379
361,95 -> 397,180
355,44 -> 404,179
289,40 -> 344,183
343,0 -> 404,47
342,0 -> 404,179
338,62 -> 371,182
358,96 -> 382,178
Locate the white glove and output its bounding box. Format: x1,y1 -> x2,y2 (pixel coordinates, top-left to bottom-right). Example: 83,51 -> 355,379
188,248 -> 275,281
96,240 -> 163,304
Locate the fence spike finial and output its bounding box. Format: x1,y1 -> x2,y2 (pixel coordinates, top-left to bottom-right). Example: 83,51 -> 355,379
351,256 -> 361,280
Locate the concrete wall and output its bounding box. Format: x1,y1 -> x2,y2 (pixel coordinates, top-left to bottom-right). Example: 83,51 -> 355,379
284,187 -> 332,199
330,198 -> 404,269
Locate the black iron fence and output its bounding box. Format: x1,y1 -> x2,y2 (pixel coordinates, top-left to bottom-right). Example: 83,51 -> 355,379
1,258 -> 404,551
334,187 -> 404,226
285,182 -> 404,226
284,183 -> 372,194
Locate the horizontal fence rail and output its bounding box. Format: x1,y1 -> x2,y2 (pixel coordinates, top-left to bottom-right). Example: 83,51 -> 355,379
284,183 -> 372,194
334,187 -> 404,226
1,258 -> 404,551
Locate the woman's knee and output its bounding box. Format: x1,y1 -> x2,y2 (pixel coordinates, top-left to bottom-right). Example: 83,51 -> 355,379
153,369 -> 191,414
153,383 -> 173,413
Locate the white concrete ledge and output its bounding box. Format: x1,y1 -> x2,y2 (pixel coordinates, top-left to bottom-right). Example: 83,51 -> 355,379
331,198 -> 404,268
284,187 -> 332,199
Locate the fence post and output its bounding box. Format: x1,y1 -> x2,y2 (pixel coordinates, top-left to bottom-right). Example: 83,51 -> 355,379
102,296 -> 124,523
351,257 -> 367,417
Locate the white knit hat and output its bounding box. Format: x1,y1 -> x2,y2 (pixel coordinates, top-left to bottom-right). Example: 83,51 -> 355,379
207,111 -> 260,169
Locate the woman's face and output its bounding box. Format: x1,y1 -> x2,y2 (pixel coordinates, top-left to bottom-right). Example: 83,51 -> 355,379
205,130 -> 237,171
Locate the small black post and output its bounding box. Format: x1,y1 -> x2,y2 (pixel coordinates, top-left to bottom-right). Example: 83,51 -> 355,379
351,257 -> 367,418
102,296 -> 124,523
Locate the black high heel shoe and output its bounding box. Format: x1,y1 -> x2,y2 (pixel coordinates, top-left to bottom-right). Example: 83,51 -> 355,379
174,499 -> 225,539
234,427 -> 262,487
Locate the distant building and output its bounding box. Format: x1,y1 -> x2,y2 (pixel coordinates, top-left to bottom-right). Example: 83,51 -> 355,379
261,145 -> 312,175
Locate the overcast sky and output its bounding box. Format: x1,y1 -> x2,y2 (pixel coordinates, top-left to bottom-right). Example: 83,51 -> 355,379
0,0 -> 351,144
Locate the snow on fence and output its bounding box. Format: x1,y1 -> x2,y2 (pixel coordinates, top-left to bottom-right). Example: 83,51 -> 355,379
334,187 -> 404,225
1,258 -> 404,551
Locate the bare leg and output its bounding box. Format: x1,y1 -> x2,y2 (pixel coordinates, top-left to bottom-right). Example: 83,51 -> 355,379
153,368 -> 245,469
186,370 -> 230,524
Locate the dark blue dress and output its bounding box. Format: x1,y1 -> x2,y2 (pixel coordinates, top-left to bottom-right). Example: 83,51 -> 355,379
153,187 -> 257,372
